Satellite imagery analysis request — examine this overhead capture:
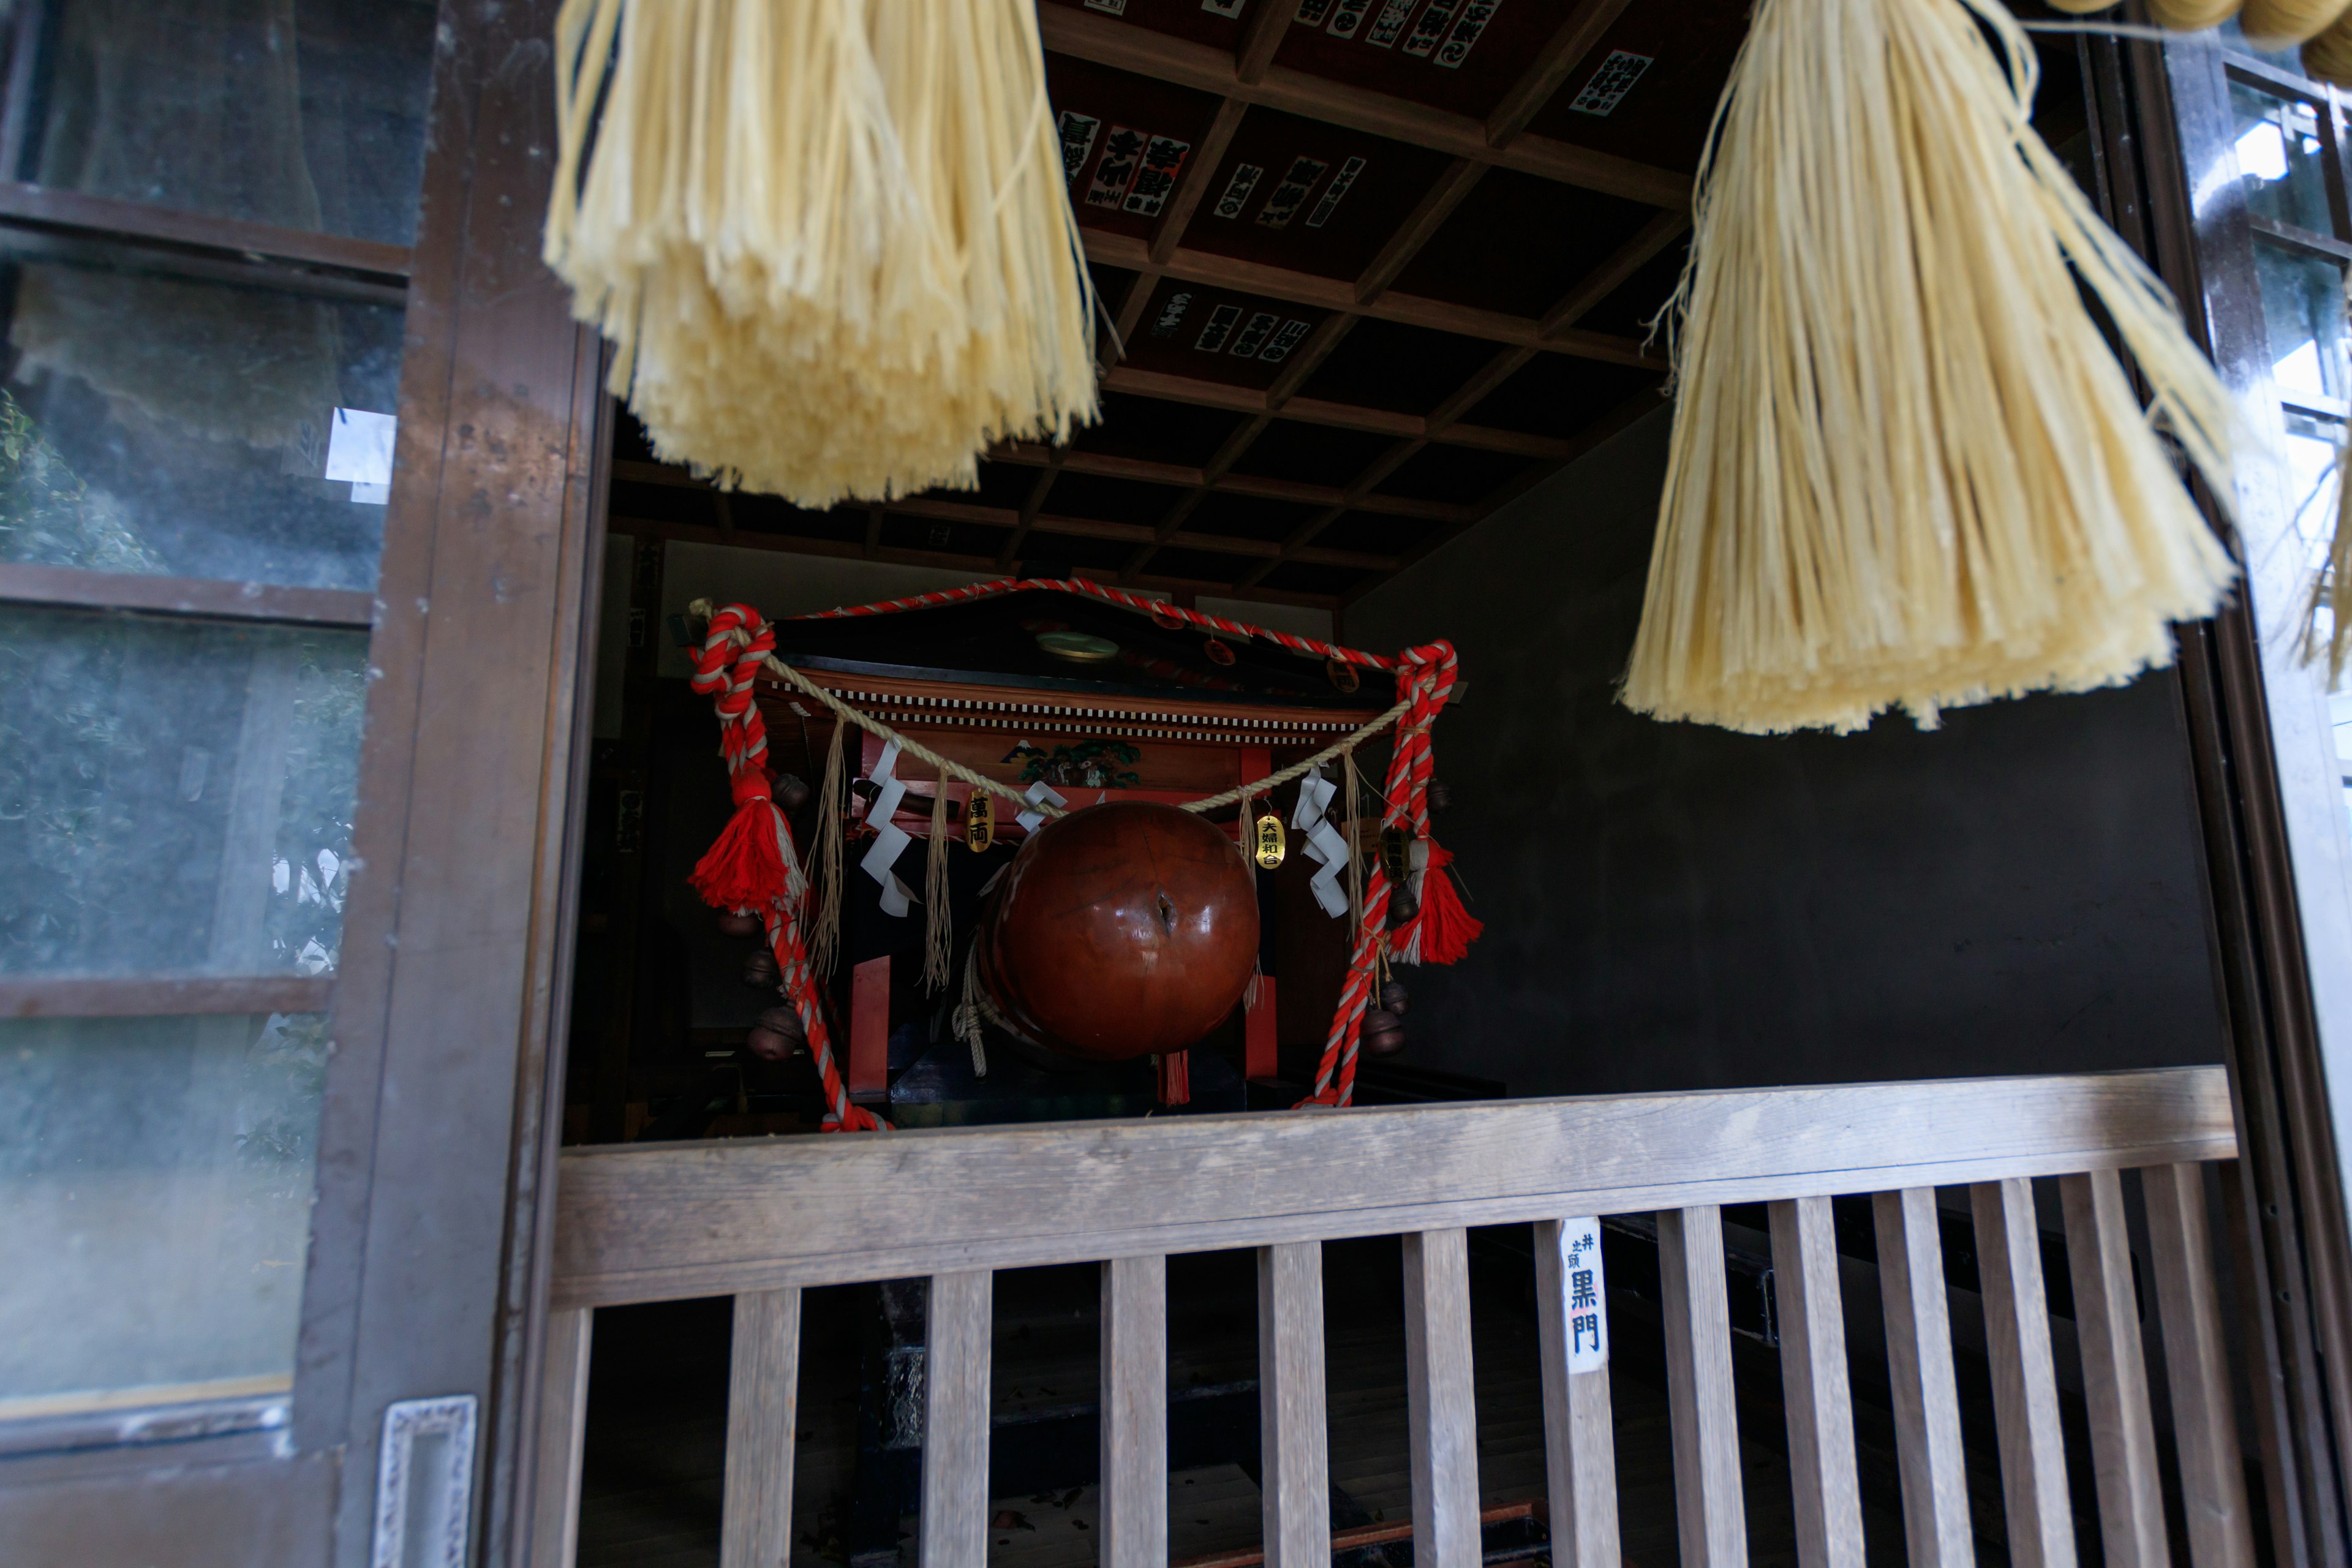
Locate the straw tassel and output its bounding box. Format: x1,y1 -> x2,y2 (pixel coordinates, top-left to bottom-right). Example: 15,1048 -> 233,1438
808,722 -> 847,979
543,0 -> 1097,508
922,782 -> 952,992
1623,0 -> 2244,736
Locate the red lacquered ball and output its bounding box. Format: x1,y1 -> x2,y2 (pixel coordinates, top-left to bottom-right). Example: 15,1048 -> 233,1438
981,801 -> 1258,1061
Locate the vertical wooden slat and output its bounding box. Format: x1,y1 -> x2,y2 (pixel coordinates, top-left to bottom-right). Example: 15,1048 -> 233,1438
529,1307 -> 594,1568
1536,1219 -> 1619,1568
1770,1197 -> 1864,1568
1658,1206 -> 1747,1568
2060,1171 -> 2169,1568
1403,1229 -> 1482,1568
1874,1188 -> 1975,1568
2143,1163 -> 2258,1568
1100,1255 -> 1169,1568
722,1288 -> 802,1568
1258,1240 -> 1332,1568
921,1271 -> 993,1568
1972,1178 -> 2078,1568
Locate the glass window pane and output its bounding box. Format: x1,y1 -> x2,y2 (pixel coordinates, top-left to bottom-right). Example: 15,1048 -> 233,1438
2220,17 -> 2312,77
0,243 -> 404,589
2231,81 -> 2337,235
0,1011 -> 325,1420
0,606 -> 367,978
2253,239 -> 2351,401
16,1 -> 437,247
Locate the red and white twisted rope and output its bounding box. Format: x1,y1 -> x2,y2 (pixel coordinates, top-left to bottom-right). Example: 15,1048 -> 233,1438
1300,641 -> 1459,1108
690,604 -> 882,1133
796,575 -> 1397,671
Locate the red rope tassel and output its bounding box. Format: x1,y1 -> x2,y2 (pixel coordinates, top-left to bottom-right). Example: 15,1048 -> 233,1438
690,782 -> 788,914
1414,843 -> 1482,966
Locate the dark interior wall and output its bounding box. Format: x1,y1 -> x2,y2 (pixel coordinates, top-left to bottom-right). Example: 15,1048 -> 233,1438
1347,406 -> 2230,1098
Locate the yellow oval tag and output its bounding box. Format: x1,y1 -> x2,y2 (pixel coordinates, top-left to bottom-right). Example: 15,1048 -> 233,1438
1254,812 -> 1287,870
966,792 -> 994,853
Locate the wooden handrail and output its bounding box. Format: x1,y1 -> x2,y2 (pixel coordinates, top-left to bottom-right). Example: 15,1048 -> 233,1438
532,1066 -> 2255,1568
550,1066 -> 2233,1308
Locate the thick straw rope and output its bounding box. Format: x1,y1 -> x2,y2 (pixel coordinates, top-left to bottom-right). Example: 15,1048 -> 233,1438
1624,0 -> 2245,734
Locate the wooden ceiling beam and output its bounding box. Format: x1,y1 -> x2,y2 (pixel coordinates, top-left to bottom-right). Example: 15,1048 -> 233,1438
1082,229 -> 1662,368
1485,0 -> 1637,146
1038,5 -> 1690,208
880,494 -> 1396,570
609,513 -> 1344,610
1099,364 -> 1587,459
989,439 -> 1459,519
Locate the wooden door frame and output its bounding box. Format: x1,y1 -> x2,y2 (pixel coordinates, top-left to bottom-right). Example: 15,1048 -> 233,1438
2114,23 -> 2352,1564
0,0 -> 611,1561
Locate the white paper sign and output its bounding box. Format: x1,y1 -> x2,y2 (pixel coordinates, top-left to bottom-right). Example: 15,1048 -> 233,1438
1557,1217 -> 1608,1372
325,407 -> 396,504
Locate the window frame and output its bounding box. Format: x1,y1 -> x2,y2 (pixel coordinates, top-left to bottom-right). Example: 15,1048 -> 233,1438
0,6 -> 611,1567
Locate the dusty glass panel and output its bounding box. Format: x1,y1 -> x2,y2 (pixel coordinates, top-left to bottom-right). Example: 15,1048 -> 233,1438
2253,239 -> 2351,402
2231,81 -> 2335,235
0,243 -> 404,589
0,606 -> 367,976
14,0 -> 438,247
0,1011 -> 326,1419
2220,17 -> 2312,77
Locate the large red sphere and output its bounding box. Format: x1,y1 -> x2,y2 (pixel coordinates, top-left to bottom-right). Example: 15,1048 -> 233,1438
981,801 -> 1259,1061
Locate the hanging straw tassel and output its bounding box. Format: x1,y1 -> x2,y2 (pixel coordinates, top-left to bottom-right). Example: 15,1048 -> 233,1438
1623,0 -> 2245,736
545,0 -> 1096,508
807,721 -> 848,978
921,783 -> 952,992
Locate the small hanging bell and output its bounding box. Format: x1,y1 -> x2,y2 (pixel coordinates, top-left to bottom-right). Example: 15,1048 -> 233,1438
746,1005 -> 806,1060
772,772 -> 812,812
1427,780 -> 1452,812
1361,1006 -> 1406,1055
717,910 -> 764,938
1379,979 -> 1409,1016
1387,882 -> 1421,927
742,948 -> 780,989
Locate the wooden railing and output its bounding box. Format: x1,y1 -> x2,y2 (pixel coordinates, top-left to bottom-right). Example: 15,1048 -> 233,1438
532,1066 -> 2252,1568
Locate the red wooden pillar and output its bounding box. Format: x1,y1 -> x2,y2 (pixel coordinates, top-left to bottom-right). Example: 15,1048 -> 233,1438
850,954 -> 891,1101
1238,744 -> 1278,1081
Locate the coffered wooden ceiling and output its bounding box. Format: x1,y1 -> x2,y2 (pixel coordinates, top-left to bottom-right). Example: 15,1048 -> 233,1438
609,0 -> 1750,612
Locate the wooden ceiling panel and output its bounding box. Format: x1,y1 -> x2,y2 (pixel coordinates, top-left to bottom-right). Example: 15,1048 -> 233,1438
1390,167 -> 1656,319
1019,532 -> 1146,572
736,495 -> 864,545
1176,106 -> 1456,282
1046,470 -> 1191,526
1148,545 -> 1259,582
1183,491 -> 1319,541
1072,390 -> 1253,467
959,461 -> 1041,511
881,511 -> 1001,560
1226,419 -> 1393,487
1522,0 -> 1750,172
1046,53 -> 1230,242
1296,315 -> 1499,414
1463,356 -> 1664,438
1257,559 -> 1362,597
1567,238 -> 1688,340
1270,0 -> 1569,120
1374,442 -> 1534,503
1039,0 -> 1250,53
608,474 -> 710,528
1117,275 -> 1333,389
1321,508 -> 1442,557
